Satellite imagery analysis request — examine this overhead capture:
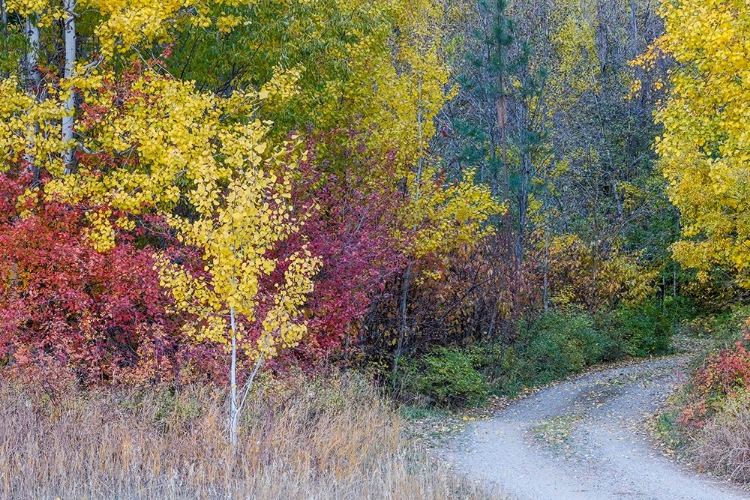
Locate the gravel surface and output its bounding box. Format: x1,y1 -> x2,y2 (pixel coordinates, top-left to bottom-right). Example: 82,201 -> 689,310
443,357 -> 750,500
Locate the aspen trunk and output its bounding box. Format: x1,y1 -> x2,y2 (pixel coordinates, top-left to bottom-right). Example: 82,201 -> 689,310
24,16 -> 41,178
25,17 -> 41,90
62,0 -> 76,173
228,305 -> 264,452
229,306 -> 239,449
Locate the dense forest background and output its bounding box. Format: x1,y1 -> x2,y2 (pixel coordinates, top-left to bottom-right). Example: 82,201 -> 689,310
0,0 -> 674,387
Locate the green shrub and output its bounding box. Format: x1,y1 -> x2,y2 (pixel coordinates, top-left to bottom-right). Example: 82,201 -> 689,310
471,311 -> 623,398
471,343 -> 535,398
522,311 -> 613,384
662,295 -> 700,324
700,304 -> 750,341
596,302 -> 673,357
396,347 -> 489,408
394,303 -> 682,409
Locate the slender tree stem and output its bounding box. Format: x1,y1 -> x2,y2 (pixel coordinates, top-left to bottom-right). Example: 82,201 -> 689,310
393,262 -> 412,376
229,305 -> 238,450
394,75 -> 425,376
1,0 -> 7,37
63,0 -> 76,173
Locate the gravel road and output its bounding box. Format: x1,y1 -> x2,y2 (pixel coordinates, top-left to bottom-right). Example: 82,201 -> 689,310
444,357 -> 750,500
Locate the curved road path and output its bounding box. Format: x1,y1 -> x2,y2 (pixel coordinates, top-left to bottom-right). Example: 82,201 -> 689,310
444,357 -> 750,500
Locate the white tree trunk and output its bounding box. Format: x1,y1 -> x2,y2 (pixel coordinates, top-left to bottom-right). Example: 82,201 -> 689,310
228,305 -> 263,452
229,305 -> 238,449
26,17 -> 41,90
24,15 -> 41,177
62,0 -> 76,173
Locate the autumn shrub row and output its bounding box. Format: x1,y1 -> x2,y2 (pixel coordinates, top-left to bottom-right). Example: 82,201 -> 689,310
661,311 -> 750,485
0,130 -> 411,385
0,160 -> 674,404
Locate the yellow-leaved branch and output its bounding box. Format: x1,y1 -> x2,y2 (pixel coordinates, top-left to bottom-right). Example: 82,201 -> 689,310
654,0 -> 750,286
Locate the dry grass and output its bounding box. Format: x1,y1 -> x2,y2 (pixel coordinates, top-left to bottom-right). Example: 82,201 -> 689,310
692,389 -> 750,484
0,371 -> 494,499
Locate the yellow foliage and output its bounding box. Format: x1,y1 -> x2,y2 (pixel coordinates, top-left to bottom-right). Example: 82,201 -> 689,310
361,0 -> 454,172
355,0 -> 499,259
0,77 -> 68,173
547,0 -> 601,102
548,234 -> 657,309
7,0 -> 255,58
654,0 -> 750,285
401,166 -> 503,258
40,66 -> 299,250
156,167 -> 319,359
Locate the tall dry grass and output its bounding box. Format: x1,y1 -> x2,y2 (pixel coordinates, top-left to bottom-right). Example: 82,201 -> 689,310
0,372 -> 493,499
692,389 -> 750,484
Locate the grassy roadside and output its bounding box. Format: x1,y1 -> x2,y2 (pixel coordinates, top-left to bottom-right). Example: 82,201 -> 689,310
393,305 -> 679,411
0,372 -> 496,500
650,307 -> 750,486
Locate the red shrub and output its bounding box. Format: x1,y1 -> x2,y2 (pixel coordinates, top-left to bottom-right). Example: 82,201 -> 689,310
279,133 -> 408,363
0,173 -> 220,386
680,326 -> 750,428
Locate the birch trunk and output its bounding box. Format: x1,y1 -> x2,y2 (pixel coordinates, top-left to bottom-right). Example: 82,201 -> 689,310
62,0 -> 76,173
24,15 -> 41,178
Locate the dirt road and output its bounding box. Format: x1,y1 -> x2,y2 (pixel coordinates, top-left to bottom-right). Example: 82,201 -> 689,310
444,357 -> 750,500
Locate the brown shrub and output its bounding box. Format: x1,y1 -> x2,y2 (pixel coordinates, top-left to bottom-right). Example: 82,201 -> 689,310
693,389 -> 750,484
0,372 -> 493,499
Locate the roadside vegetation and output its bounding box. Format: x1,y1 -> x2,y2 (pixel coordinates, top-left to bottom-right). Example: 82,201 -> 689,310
395,302 -> 682,409
656,306 -> 750,485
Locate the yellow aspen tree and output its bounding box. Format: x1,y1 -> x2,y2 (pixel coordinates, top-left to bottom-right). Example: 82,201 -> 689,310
369,0 -> 500,373
156,159 -> 319,448
654,0 -> 750,285
546,0 -> 601,109
51,66 -> 317,447
372,0 -> 500,256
